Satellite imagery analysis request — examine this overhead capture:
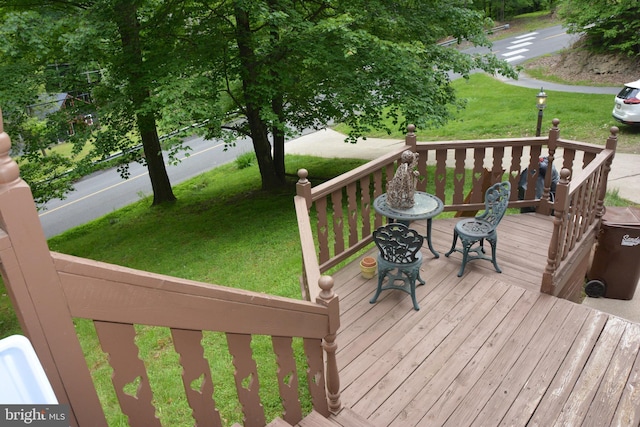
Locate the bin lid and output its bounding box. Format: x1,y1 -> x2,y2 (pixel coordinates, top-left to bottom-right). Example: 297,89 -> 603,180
603,207 -> 640,226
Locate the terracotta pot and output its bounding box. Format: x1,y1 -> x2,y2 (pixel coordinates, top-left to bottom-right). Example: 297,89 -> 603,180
360,256 -> 377,279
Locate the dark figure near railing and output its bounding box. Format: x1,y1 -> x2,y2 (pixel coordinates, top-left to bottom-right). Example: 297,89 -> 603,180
518,156 -> 559,213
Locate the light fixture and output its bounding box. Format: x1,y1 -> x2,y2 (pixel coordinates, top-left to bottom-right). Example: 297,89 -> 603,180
536,88 -> 547,136
536,88 -> 547,111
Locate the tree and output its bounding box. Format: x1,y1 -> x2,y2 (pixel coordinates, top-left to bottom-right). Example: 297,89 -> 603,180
175,0 -> 517,190
3,0 -> 517,199
0,0 -> 180,205
558,0 -> 640,57
0,8 -> 84,205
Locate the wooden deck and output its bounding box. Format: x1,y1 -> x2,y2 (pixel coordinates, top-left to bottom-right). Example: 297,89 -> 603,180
330,213 -> 640,426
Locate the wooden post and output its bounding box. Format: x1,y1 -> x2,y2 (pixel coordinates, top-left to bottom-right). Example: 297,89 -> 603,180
542,168 -> 571,294
0,109 -> 107,426
539,118 -> 560,215
316,275 -> 341,414
296,168 -> 312,208
596,126 -> 618,219
405,124 -> 416,150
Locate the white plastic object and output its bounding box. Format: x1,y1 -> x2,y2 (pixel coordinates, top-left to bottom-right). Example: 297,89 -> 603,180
0,335 -> 58,404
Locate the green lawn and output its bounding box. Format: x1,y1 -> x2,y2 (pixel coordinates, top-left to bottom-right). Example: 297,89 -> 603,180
0,154 -> 370,426
334,73 -> 640,154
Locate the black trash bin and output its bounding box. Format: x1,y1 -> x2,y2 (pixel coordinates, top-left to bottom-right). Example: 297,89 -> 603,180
585,207 -> 640,299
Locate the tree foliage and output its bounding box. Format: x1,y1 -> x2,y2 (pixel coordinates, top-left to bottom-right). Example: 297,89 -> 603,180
168,0 -> 517,190
469,0 -> 553,21
0,0 -> 180,206
1,0 -> 517,200
558,0 -> 640,57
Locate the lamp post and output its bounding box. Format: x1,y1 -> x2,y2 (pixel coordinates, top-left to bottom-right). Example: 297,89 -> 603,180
535,87 -> 547,137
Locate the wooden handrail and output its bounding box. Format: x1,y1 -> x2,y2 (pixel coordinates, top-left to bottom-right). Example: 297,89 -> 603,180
541,126 -> 618,297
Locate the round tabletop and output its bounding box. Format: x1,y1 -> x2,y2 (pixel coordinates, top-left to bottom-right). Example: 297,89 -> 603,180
373,191 -> 444,221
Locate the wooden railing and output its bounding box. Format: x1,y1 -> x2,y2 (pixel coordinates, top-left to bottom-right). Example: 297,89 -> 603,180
542,128 -> 618,299
295,120 -> 618,302
0,111 -> 341,427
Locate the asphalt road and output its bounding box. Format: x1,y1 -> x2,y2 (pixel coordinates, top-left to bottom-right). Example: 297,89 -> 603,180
38,135 -> 256,237
37,25 -> 587,238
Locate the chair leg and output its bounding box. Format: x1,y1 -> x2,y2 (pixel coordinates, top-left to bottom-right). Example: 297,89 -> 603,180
410,272 -> 420,311
445,230 -> 459,257
488,236 -> 501,273
369,269 -> 387,304
457,241 -> 471,277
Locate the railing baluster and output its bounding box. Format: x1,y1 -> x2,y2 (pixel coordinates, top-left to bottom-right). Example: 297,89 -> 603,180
453,148 -> 466,205
435,148 -> 447,201
304,337 -> 328,416
524,144 -> 543,200
492,145 -> 505,179
416,146 -> 428,192
94,321 -> 161,427
272,336 -> 303,425
360,175 -> 372,238
227,333 -> 265,427
562,147 -> 576,171
373,169 -> 384,228
316,197 -> 329,263
347,181 -> 358,246
587,166 -> 603,225
508,145 -> 524,201
471,147 -> 485,204
171,328 -> 222,427
331,190 -> 345,255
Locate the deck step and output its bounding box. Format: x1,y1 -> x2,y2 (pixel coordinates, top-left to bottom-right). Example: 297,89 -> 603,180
298,408 -> 375,426
327,407 -> 376,426
266,417 -> 294,426
296,410 -> 339,426
265,408 -> 376,427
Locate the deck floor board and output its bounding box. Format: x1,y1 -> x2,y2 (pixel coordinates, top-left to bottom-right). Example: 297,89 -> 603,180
331,213 -> 640,426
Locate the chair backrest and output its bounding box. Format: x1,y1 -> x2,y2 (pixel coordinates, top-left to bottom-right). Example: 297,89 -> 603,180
373,223 -> 424,264
477,181 -> 511,227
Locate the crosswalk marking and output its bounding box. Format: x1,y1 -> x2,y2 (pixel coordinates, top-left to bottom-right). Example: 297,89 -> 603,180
503,48 -> 528,57
515,32 -> 538,39
508,42 -> 533,49
500,32 -> 539,63
504,55 -> 525,63
512,36 -> 536,43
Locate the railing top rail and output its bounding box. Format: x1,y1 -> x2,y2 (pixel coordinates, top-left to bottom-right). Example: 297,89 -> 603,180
566,148 -> 616,193
415,136 -> 548,148
309,147 -> 405,200
556,138 -> 606,153
53,252 -> 324,310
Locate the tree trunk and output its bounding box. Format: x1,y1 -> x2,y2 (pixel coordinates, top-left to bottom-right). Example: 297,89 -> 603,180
114,0 -> 176,205
272,97 -> 286,182
234,3 -> 284,190
138,114 -> 176,205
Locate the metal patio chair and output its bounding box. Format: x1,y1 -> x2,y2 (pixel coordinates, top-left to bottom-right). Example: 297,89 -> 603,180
445,181 -> 511,277
370,223 -> 425,311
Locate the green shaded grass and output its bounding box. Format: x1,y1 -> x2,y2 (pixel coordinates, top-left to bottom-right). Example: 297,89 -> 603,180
334,73 -> 640,153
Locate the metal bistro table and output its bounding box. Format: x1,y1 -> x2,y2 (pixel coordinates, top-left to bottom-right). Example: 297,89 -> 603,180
373,191 -> 444,258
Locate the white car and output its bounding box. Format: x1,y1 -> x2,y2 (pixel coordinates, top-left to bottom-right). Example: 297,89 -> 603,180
612,79 -> 640,125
